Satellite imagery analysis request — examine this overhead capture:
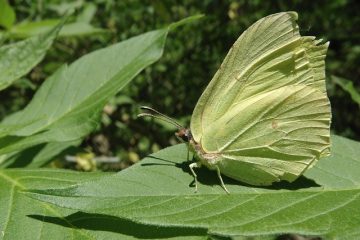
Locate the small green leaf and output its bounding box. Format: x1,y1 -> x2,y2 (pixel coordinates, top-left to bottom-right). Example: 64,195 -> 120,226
0,20 -> 63,91
25,135 -> 360,238
47,1 -> 85,15
332,75 -> 360,106
0,0 -> 15,29
9,19 -> 107,38
76,3 -> 97,23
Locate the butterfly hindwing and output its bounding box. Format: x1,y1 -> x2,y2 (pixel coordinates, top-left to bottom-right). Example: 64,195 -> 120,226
215,85 -> 330,185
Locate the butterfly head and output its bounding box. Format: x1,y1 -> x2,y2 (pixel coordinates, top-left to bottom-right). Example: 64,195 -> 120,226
138,106 -> 192,142
175,128 -> 193,142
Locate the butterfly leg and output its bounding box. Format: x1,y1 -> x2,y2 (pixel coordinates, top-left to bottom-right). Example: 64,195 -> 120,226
187,142 -> 190,161
189,162 -> 201,192
186,143 -> 195,161
216,166 -> 230,194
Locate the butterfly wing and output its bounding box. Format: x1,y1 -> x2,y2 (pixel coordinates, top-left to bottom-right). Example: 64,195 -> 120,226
190,12 -> 330,185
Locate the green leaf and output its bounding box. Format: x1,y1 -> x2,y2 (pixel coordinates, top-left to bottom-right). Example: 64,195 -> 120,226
58,22 -> 107,37
9,19 -> 107,38
76,3 -> 97,23
0,16 -> 200,162
47,1 -> 85,15
0,0 -> 15,29
0,169 -> 103,239
0,169 -> 207,239
0,20 -> 63,91
0,140 -> 80,168
25,135 -> 360,239
25,141 -> 81,168
332,75 -> 360,106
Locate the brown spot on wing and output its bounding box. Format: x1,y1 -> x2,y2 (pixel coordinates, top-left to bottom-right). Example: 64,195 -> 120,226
271,120 -> 278,129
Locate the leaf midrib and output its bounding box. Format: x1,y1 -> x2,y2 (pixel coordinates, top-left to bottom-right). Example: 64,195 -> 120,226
28,186 -> 360,199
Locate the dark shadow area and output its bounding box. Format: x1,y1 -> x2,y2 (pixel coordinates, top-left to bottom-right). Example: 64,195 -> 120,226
5,142 -> 78,168
5,143 -> 45,168
142,156 -> 320,191
276,233 -> 322,240
266,176 -> 320,190
143,155 -> 240,188
231,175 -> 321,191
207,235 -> 232,240
186,164 -> 240,188
0,136 -> 31,168
29,211 -> 207,239
193,167 -> 320,191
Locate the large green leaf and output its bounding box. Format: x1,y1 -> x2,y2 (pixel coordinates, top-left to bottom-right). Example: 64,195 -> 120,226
0,20 -> 63,91
0,16 -> 202,159
26,135 -> 360,239
0,169 -> 207,239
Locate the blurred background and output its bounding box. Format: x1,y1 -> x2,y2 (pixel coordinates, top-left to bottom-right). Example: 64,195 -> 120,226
0,0 -> 359,171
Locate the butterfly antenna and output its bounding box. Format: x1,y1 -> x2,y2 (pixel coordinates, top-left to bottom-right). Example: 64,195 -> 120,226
138,106 -> 184,129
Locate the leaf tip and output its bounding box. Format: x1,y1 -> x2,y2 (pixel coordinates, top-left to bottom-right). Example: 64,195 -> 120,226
169,14 -> 205,31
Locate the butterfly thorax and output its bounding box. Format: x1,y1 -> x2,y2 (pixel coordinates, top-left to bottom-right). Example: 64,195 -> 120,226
176,128 -> 221,169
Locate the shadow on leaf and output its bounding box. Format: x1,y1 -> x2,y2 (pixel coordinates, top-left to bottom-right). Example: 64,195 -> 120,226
29,212 -> 207,239
143,156 -> 320,191
267,176 -> 320,190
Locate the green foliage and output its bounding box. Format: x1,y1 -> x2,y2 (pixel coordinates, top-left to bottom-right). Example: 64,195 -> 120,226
0,0 -> 15,29
0,20 -> 63,91
0,0 -> 16,28
332,75 -> 360,106
8,20 -> 107,39
0,2 -> 107,39
25,135 -> 360,239
0,19 -> 182,168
